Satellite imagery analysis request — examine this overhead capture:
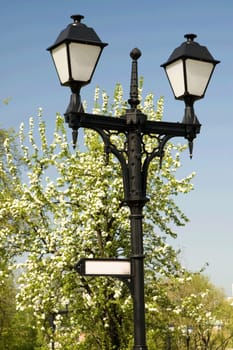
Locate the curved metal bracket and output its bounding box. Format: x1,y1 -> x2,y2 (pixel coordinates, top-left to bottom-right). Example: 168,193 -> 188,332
141,134 -> 176,194
89,127 -> 130,201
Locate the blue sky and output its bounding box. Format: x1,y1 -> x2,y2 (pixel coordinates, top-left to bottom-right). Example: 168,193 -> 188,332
0,0 -> 232,295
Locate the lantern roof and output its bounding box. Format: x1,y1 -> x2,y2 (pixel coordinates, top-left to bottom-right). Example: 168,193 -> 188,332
161,34 -> 220,66
47,15 -> 108,51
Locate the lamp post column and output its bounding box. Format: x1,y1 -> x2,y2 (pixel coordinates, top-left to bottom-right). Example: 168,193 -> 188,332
127,125 -> 148,350
129,202 -> 147,350
125,48 -> 148,350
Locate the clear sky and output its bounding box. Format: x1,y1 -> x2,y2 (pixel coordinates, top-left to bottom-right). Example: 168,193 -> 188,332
0,0 -> 232,295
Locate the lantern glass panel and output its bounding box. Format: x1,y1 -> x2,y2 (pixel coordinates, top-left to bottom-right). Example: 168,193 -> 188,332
186,59 -> 214,97
166,59 -> 185,98
69,43 -> 101,82
51,43 -> 69,84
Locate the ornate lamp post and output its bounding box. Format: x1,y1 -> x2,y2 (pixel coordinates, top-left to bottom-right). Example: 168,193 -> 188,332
48,15 -> 219,350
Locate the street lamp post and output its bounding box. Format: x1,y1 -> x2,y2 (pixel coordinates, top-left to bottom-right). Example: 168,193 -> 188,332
186,326 -> 193,350
48,307 -> 69,350
166,325 -> 175,350
48,15 -> 219,350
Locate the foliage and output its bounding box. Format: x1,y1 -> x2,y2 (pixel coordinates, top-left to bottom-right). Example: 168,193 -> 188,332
0,264 -> 38,349
0,127 -> 39,348
0,82 -> 196,349
156,274 -> 233,350
2,96 -> 12,105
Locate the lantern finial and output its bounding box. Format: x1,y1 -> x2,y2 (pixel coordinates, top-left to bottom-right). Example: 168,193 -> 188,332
71,14 -> 84,24
184,33 -> 197,42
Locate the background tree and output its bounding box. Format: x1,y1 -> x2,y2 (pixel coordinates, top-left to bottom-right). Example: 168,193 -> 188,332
0,123 -> 40,349
0,82 -> 197,349
0,262 -> 38,350
155,273 -> 233,350
0,264 -> 15,347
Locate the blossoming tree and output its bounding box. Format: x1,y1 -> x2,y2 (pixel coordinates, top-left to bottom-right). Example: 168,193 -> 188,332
0,83 -> 197,349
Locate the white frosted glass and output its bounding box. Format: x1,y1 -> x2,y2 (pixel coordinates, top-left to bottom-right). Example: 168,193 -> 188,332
85,260 -> 131,276
186,59 -> 214,96
52,43 -> 69,84
69,43 -> 101,82
166,59 -> 185,98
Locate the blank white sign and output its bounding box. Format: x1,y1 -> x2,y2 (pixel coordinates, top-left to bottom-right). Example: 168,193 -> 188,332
85,260 -> 131,276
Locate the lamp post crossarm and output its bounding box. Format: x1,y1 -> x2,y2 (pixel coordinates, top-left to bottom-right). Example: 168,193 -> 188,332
65,109 -> 201,203
66,110 -> 201,138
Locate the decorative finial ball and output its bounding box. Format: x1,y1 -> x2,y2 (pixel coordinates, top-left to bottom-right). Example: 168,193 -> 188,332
130,48 -> 142,60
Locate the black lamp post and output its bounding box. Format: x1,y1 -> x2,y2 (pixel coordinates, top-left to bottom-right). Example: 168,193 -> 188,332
186,325 -> 193,350
48,15 -> 219,350
48,306 -> 69,350
166,324 -> 175,350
